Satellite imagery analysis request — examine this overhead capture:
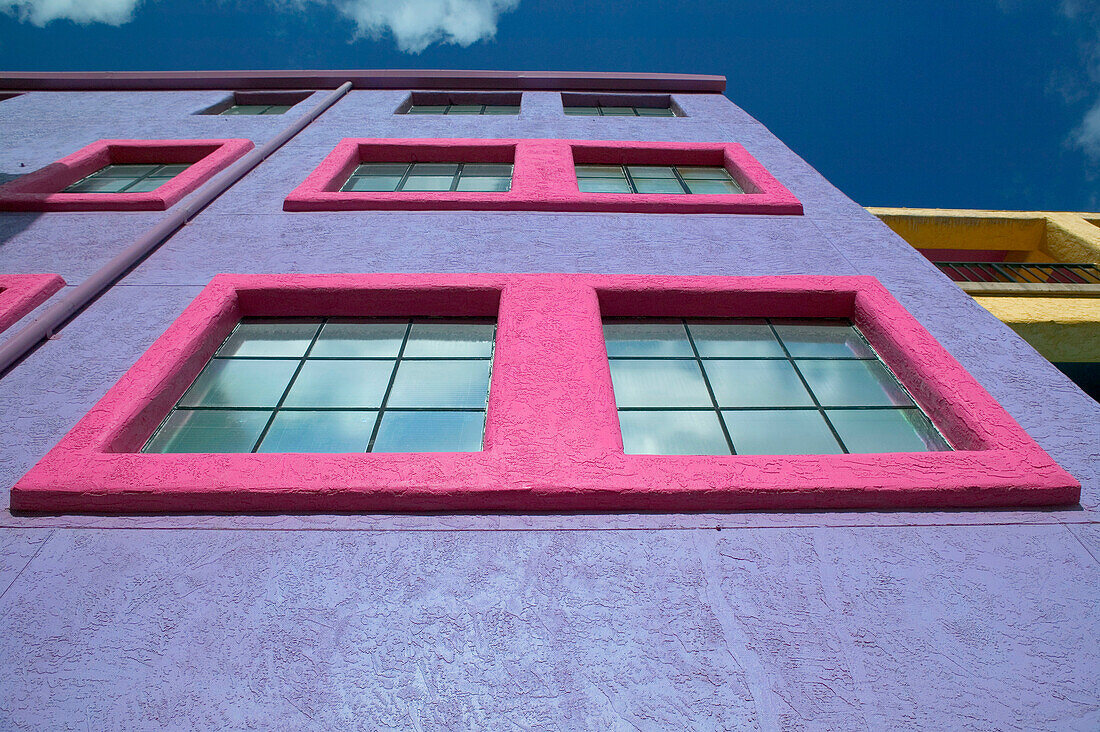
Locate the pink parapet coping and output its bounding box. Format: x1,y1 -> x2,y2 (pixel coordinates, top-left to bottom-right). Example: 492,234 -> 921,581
11,273 -> 1079,514
0,274 -> 65,334
0,139 -> 255,212
283,139 -> 804,215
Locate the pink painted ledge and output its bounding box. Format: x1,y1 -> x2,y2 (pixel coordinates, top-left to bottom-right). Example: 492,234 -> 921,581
283,139 -> 803,215
11,273 -> 1078,514
0,139 -> 254,212
0,274 -> 64,334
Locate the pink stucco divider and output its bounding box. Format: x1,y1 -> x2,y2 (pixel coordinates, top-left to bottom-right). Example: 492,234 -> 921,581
0,139 -> 254,211
0,274 -> 65,334
11,273 -> 1078,514
283,139 -> 803,214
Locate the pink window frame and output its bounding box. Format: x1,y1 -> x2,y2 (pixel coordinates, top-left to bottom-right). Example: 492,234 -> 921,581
283,138 -> 802,215
0,139 -> 254,212
0,273 -> 65,334
12,273 -> 1077,514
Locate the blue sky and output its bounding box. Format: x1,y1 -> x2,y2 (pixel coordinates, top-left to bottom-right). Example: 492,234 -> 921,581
2,0 -> 1099,211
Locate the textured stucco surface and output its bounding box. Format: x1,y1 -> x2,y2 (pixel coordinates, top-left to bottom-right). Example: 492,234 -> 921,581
0,87 -> 1098,729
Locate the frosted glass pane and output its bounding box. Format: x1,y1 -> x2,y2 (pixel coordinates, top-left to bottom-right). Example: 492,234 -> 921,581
603,322 -> 693,357
676,166 -> 732,180
353,163 -> 409,176
461,164 -> 513,177
401,176 -> 454,191
447,105 -> 481,114
310,321 -> 406,358
152,164 -> 190,177
618,410 -> 729,455
608,360 -> 711,407
634,178 -> 685,194
704,360 -> 813,407
344,176 -> 402,192
636,107 -> 675,117
257,410 -> 377,453
798,360 -> 913,407
386,360 -> 491,408
123,179 -> 166,193
578,178 -> 633,193
262,105 -> 292,114
565,106 -> 599,115
407,105 -> 446,114
98,164 -> 159,177
723,410 -> 842,455
179,359 -> 299,408
410,163 -> 458,175
455,176 -> 510,192
773,321 -> 875,358
372,411 -> 485,452
575,165 -> 626,178
64,177 -> 132,193
403,322 -> 495,357
145,409 -> 270,453
827,409 -> 950,453
600,106 -> 635,115
626,166 -> 676,178
684,178 -> 742,194
216,322 -> 319,357
688,321 -> 784,357
282,360 -> 394,408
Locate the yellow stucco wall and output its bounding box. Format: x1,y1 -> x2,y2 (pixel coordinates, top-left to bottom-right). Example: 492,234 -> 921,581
972,296 -> 1100,361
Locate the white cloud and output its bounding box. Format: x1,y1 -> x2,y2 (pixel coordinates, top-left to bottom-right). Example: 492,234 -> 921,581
1,0 -> 141,26
333,0 -> 520,53
1072,97 -> 1100,158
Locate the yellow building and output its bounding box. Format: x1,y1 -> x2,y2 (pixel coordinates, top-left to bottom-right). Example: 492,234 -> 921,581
868,207 -> 1100,400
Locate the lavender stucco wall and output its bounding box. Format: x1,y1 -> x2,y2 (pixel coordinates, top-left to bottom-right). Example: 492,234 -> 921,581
0,88 -> 1097,730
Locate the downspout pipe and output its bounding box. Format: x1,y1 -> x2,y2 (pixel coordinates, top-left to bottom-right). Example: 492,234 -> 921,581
0,81 -> 353,377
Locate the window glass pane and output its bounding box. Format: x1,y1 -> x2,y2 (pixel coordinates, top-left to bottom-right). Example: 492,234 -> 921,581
722,410 -> 842,455
626,166 -> 677,179
410,163 -> 459,175
608,360 -> 712,407
600,107 -> 635,115
483,105 -> 520,115
372,411 -> 486,452
257,410 -> 377,453
150,164 -> 190,178
636,107 -> 676,117
403,322 -> 495,357
578,178 -> 633,193
263,105 -> 293,115
447,105 -> 482,114
310,321 -> 406,358
633,178 -> 685,194
603,322 -> 693,357
676,166 -> 733,180
827,409 -> 950,453
123,179 -> 165,193
704,360 -> 814,407
282,360 -> 394,408
688,321 -> 784,358
460,164 -> 513,177
178,359 -> 300,408
222,105 -> 269,115
98,164 -> 160,177
64,177 -> 133,193
684,178 -> 743,194
344,176 -> 402,192
797,360 -> 913,407
216,321 -> 320,358
407,105 -> 446,114
401,176 -> 454,191
619,410 -> 730,455
575,165 -> 626,178
144,409 -> 270,453
772,321 -> 876,358
386,360 -> 492,408
455,177 -> 510,192
353,163 -> 410,176
565,106 -> 599,115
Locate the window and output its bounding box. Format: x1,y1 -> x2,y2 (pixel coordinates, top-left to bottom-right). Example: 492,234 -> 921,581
285,139 -> 801,215
605,318 -> 949,455
561,93 -> 681,117
15,275 -> 1075,513
341,163 -> 512,192
576,165 -> 743,195
220,104 -> 293,115
0,139 -> 253,211
62,163 -> 191,194
407,104 -> 519,115
146,318 -> 495,454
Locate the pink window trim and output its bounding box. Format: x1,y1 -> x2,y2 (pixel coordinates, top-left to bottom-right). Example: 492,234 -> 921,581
12,273 -> 1077,514
0,139 -> 254,212
283,138 -> 803,215
0,274 -> 65,334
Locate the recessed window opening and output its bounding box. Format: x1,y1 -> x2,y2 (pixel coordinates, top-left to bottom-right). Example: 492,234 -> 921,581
407,104 -> 519,115
144,317 -> 496,454
62,163 -> 191,193
399,91 -> 521,115
220,104 -> 293,115
341,162 -> 513,192
604,318 -> 951,456
565,105 -> 675,117
577,165 -> 743,194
